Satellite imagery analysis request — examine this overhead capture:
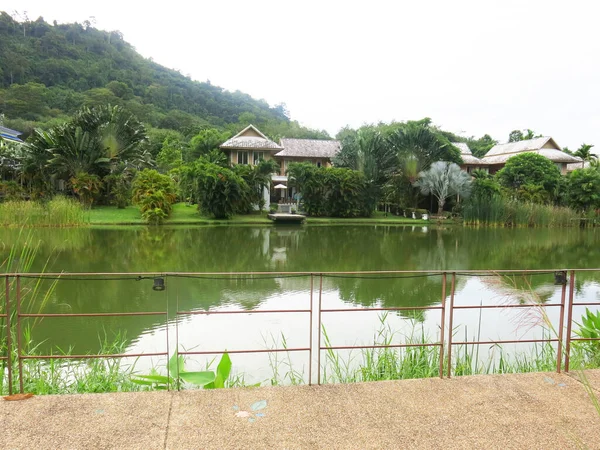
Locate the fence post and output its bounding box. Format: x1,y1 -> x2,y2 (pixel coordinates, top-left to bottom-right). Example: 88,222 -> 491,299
438,273 -> 448,379
446,272 -> 456,378
5,275 -> 12,395
556,271 -> 567,373
564,270 -> 576,372
165,274 -> 170,391
317,274 -> 323,385
308,274 -> 313,386
16,275 -> 23,394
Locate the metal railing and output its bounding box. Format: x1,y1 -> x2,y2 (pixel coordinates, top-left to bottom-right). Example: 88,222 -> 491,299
1,269 -> 599,393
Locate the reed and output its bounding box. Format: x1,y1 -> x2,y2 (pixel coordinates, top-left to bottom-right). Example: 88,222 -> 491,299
463,196 -> 580,227
0,197 -> 88,227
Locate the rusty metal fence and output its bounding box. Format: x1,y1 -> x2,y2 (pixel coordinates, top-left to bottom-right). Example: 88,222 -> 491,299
1,269 -> 599,394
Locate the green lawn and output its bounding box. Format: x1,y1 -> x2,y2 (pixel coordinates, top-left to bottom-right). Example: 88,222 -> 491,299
88,203 -> 436,226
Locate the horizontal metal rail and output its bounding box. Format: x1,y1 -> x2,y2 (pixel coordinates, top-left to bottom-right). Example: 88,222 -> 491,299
19,352 -> 168,360
179,348 -> 310,356
176,309 -> 310,315
20,312 -> 166,318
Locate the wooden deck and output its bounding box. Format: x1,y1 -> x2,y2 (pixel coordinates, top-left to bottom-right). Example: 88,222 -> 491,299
267,213 -> 306,224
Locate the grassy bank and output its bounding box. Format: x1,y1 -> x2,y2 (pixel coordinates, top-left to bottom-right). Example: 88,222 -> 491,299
88,204 -> 430,226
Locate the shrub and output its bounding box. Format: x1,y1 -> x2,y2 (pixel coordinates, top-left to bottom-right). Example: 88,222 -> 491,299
132,169 -> 177,224
0,181 -> 24,201
287,163 -> 374,217
70,172 -> 102,208
195,162 -> 250,219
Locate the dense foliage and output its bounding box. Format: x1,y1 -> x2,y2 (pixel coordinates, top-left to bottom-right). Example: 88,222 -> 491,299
567,168 -> 600,212
287,163 -> 374,217
497,153 -> 562,200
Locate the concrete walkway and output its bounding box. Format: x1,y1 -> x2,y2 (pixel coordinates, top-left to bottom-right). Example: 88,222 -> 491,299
2,370 -> 599,449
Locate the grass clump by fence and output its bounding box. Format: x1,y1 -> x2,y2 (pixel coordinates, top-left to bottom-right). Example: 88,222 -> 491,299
318,314 -> 598,384
0,197 -> 88,227
1,331 -> 141,395
462,196 -> 580,227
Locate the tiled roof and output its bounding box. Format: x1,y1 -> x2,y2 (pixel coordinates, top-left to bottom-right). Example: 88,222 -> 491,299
276,139 -> 341,158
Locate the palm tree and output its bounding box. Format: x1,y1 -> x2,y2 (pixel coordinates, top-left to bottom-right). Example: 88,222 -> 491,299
385,123 -> 463,208
574,143 -> 597,168
414,161 -> 472,215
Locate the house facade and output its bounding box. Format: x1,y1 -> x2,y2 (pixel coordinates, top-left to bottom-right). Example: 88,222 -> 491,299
220,125 -> 342,202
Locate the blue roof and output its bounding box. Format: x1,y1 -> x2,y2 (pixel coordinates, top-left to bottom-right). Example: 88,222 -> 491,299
0,133 -> 23,142
0,125 -> 23,137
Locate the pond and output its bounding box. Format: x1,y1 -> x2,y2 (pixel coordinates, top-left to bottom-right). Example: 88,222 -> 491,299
2,225 -> 600,384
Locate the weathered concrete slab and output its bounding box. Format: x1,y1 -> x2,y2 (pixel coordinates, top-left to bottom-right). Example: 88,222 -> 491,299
167,372 -> 600,450
1,371 -> 599,449
0,391 -> 171,450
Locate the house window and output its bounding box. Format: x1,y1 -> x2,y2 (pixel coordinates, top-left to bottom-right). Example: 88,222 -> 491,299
237,151 -> 249,165
316,161 -> 322,168
253,151 -> 265,165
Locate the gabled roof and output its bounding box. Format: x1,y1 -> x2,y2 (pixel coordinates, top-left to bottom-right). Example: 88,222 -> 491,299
276,139 -> 341,158
219,124 -> 282,151
452,142 -> 486,166
482,137 -> 581,165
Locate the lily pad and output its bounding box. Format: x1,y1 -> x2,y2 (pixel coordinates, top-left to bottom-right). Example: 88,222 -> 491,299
250,400 -> 267,411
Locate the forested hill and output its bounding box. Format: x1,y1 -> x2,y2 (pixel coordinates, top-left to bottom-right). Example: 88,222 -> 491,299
0,12 -> 320,139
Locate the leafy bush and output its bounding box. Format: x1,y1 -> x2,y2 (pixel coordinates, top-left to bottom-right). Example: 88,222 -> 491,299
497,153 -> 561,196
0,180 -> 24,201
287,163 -> 374,217
132,169 -> 176,224
195,162 -> 250,219
70,171 -> 102,207
567,168 -> 600,212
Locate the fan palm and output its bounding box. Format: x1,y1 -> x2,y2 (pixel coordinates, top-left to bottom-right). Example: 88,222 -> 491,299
414,161 -> 472,215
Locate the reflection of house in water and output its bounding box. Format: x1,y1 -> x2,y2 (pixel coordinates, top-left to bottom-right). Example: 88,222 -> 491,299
268,227 -> 303,269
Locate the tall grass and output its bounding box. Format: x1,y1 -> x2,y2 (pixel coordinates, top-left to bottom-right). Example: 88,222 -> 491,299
2,330 -> 140,395
318,314 -> 599,384
463,195 -> 580,227
0,197 -> 88,227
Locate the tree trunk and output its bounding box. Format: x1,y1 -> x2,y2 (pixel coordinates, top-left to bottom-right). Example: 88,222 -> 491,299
437,198 -> 445,216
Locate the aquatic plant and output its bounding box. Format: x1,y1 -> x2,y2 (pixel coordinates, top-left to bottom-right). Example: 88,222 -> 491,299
131,352 -> 231,390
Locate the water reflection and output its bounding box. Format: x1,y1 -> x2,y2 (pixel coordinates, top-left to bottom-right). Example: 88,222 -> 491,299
1,225 -> 600,356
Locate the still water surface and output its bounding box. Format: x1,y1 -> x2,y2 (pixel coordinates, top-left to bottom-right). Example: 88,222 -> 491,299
2,225 -> 600,382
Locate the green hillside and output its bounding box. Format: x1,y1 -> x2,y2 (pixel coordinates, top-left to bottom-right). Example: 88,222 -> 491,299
0,12 -> 327,140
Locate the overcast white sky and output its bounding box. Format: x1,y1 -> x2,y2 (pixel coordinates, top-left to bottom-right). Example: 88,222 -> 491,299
8,0 -> 600,149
